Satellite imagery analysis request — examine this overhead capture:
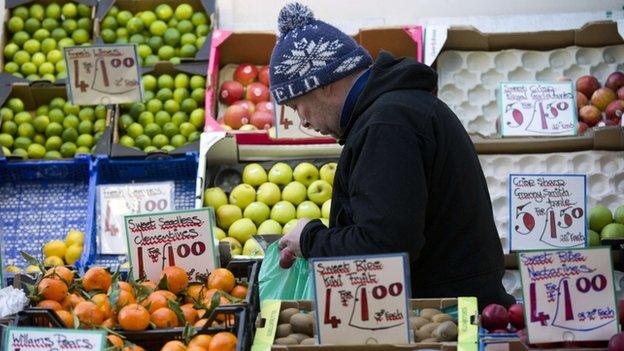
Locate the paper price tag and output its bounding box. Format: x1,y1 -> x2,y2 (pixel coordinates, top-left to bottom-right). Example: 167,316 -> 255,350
124,208 -> 218,282
518,248 -> 618,343
274,103 -> 330,139
3,327 -> 106,351
64,44 -> 142,106
509,174 -> 586,251
499,81 -> 577,137
310,253 -> 411,345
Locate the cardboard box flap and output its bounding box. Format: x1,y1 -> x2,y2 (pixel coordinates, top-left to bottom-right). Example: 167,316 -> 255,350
140,61 -> 208,76
218,32 -> 276,66
358,27 -> 420,60
576,21 -> 624,47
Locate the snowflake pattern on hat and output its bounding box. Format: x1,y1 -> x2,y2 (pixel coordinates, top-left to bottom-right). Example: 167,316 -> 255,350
334,55 -> 364,74
274,38 -> 344,79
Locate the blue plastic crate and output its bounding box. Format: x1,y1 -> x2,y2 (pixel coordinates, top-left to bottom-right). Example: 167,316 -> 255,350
0,155 -> 95,271
88,153 -> 199,269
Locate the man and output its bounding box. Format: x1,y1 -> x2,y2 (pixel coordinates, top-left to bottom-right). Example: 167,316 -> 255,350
272,3 -> 514,308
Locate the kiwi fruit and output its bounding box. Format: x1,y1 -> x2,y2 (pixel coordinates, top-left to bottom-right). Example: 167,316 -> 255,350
431,313 -> 453,323
419,322 -> 440,335
279,308 -> 300,324
289,333 -> 309,343
300,338 -> 316,345
421,337 -> 439,342
410,316 -> 430,330
274,336 -> 299,345
276,323 -> 293,338
433,321 -> 458,341
290,313 -> 315,336
419,308 -> 441,320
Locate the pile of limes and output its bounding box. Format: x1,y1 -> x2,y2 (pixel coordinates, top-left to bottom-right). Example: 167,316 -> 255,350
0,97 -> 107,159
118,72 -> 205,152
3,1 -> 93,81
100,4 -> 210,65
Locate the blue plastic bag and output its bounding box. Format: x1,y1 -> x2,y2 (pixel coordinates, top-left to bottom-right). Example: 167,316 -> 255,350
258,242 -> 313,301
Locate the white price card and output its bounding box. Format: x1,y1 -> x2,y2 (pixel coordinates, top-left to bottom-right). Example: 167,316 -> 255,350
274,103 -> 331,139
64,44 -> 142,105
124,208 -> 218,282
499,81 -> 577,137
2,327 -> 106,351
310,253 -> 411,345
97,182 -> 174,255
509,174 -> 586,251
518,248 -> 618,344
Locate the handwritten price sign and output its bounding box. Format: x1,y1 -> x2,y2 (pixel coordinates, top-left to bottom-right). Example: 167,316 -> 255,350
310,253 -> 411,345
3,327 -> 106,351
499,82 -> 577,137
509,174 -> 587,251
274,103 -> 331,139
64,44 -> 142,106
124,208 -> 218,282
518,248 -> 618,343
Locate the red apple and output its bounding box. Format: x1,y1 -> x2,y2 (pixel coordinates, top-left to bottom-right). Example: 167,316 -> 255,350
232,100 -> 256,114
609,332 -> 624,351
258,65 -> 270,86
250,111 -> 273,130
245,82 -> 270,104
576,92 -> 588,110
256,101 -> 274,113
618,87 -> 624,100
579,105 -> 602,126
481,304 -> 509,331
605,100 -> 624,122
578,121 -> 589,135
576,75 -> 601,99
591,87 -> 617,111
219,80 -> 244,105
606,71 -> 624,92
233,63 -> 258,86
508,303 -> 525,329
223,105 -> 250,129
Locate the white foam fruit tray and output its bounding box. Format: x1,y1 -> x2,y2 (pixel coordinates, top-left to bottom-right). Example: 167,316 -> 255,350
437,45 -> 624,137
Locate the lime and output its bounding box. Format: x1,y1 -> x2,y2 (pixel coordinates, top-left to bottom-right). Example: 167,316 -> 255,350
31,52 -> 46,66
192,12 -> 208,26
157,45 -> 175,60
38,62 -> 55,75
168,18 -> 178,28
128,103 -> 145,119
147,36 -> 163,52
12,148 -> 27,158
138,111 -> 154,126
100,28 -> 116,43
12,6 -> 29,20
171,111 -> 188,127
180,33 -> 197,46
590,205 -> 613,232
0,134 -> 14,147
2,146 -> 11,156
45,3 -> 61,19
48,108 -> 64,122
189,109 -> 205,128
7,16 -> 24,33
12,31 -> 30,47
3,43 -> 19,59
119,135 -> 135,147
94,131 -> 102,142
72,29 -> 90,44
33,133 -> 45,145
116,27 -> 129,39
119,114 -> 134,129
180,44 -> 197,58
179,122 -> 196,137
55,61 -> 66,74
134,134 -> 151,150
116,10 -> 132,27
170,57 -> 181,65
14,111 -> 32,124
63,103 -> 80,116
78,120 -> 93,134
94,119 -> 106,133
142,74 -> 157,91
62,19 -> 77,32
61,127 -> 78,142
157,74 -> 174,90
108,5 -> 119,18
126,17 -> 144,34
95,105 -> 107,119
12,50 -> 30,66
173,88 -> 189,103
143,90 -> 155,101
161,145 -> 175,152
32,115 -> 50,133
42,73 -> 56,82
41,38 -> 57,54
190,75 -> 206,90
170,134 -> 187,147
137,44 -> 152,59
45,122 -> 63,137
46,49 -> 63,64
42,18 -> 59,31
77,18 -> 92,31
4,62 -> 19,74
35,105 -> 49,116
33,28 -> 50,41
24,18 -> 41,34
196,24 -> 209,37
144,55 -> 159,66
57,38 -> 75,49
155,4 -> 173,21
59,142 -> 76,157
174,4 -> 193,20
129,34 -> 144,45
49,97 -> 65,109
76,134 -> 94,148
101,16 -> 118,32
155,111 -> 171,126
146,99 -> 163,114
50,28 -> 67,41
21,62 -> 37,76
126,123 -> 143,138
191,88 -> 205,104
180,98 -> 198,113
144,122 -> 161,138
156,88 -> 173,101
163,28 -> 180,46
27,143 -> 46,159
45,136 -> 62,151
62,3 -> 78,18
177,20 -> 193,35
1,108 -> 14,121
144,145 -> 157,153
1,120 -> 17,135
13,136 -> 32,150
149,20 -> 167,36
76,145 -> 91,154
44,150 -> 62,159
161,122 -> 178,138
164,99 -> 179,114
25,73 -> 40,80
78,4 -> 91,18
79,107 -> 95,122
23,39 -> 41,54
152,134 -> 169,148
17,123 -> 35,138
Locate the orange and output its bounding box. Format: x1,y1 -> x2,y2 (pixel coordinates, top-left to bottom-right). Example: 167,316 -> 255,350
180,303 -> 198,325
37,299 -> 62,311
56,310 -> 74,328
116,289 -> 136,309
208,331 -> 237,351
44,266 -> 75,286
150,307 -> 179,328
73,301 -> 104,327
37,278 -> 68,302
188,334 -> 212,349
118,303 -> 150,331
119,281 -> 134,294
123,345 -> 145,351
161,266 -> 189,294
160,340 -> 186,351
107,334 -> 123,347
141,291 -> 169,313
82,267 -> 112,292
61,293 -> 85,310
141,280 -> 157,290
230,285 -> 248,299
207,268 -> 235,293
102,317 -> 117,329
186,346 -> 207,351
185,283 -> 207,303
154,290 -> 177,301
91,293 -> 113,319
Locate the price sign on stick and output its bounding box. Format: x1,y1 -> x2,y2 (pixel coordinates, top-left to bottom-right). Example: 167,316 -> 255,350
499,81 -> 577,137
2,327 -> 106,351
274,103 -> 332,139
310,253 -> 411,345
509,174 -> 586,251
518,248 -> 618,344
64,44 -> 142,105
124,208 -> 218,282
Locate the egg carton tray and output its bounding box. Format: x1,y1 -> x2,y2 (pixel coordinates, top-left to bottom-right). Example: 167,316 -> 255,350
478,150 -> 624,251
437,45 -> 624,137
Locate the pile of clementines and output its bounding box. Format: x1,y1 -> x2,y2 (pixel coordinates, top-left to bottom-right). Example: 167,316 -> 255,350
32,263 -> 245,351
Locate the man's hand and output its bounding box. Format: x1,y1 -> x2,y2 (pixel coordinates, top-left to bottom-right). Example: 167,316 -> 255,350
278,218 -> 311,268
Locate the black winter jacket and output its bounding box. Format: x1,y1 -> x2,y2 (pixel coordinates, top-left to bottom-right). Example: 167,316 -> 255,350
300,52 -> 514,309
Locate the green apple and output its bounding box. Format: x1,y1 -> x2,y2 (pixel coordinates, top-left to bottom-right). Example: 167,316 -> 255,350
242,163 -> 267,187
615,205 -> 624,225
307,180 -> 332,205
589,205 -> 613,232
256,182 -> 281,206
268,162 -> 293,186
297,201 -> 321,219
321,199 -> 331,219
242,237 -> 264,257
601,223 -> 624,240
257,219 -> 282,235
319,162 -> 337,185
271,201 -> 296,225
228,218 -> 256,244
320,218 -> 329,227
282,219 -> 299,235
220,237 -> 242,255
281,181 -> 307,206
588,230 -> 600,246
229,184 -> 256,210
293,162 -> 319,186
243,201 -> 270,226
216,204 -> 242,230
213,226 -> 226,240
203,187 -> 228,210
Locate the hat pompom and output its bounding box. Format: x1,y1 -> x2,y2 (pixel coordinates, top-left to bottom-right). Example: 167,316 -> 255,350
278,2 -> 314,35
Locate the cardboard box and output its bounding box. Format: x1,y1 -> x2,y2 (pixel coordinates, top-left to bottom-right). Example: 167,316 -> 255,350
110,60 -> 207,157
0,81 -> 113,160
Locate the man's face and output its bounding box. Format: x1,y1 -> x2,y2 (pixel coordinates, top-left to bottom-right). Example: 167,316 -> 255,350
286,89 -> 341,138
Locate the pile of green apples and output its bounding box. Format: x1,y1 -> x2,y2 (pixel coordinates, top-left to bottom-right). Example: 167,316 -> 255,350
117,72 -> 205,152
3,1 -> 93,81
99,3 -> 210,66
203,161 -> 337,256
0,97 -> 107,159
588,204 -> 624,245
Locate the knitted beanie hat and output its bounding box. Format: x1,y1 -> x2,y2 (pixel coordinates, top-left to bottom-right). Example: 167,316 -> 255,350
269,3 -> 372,104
